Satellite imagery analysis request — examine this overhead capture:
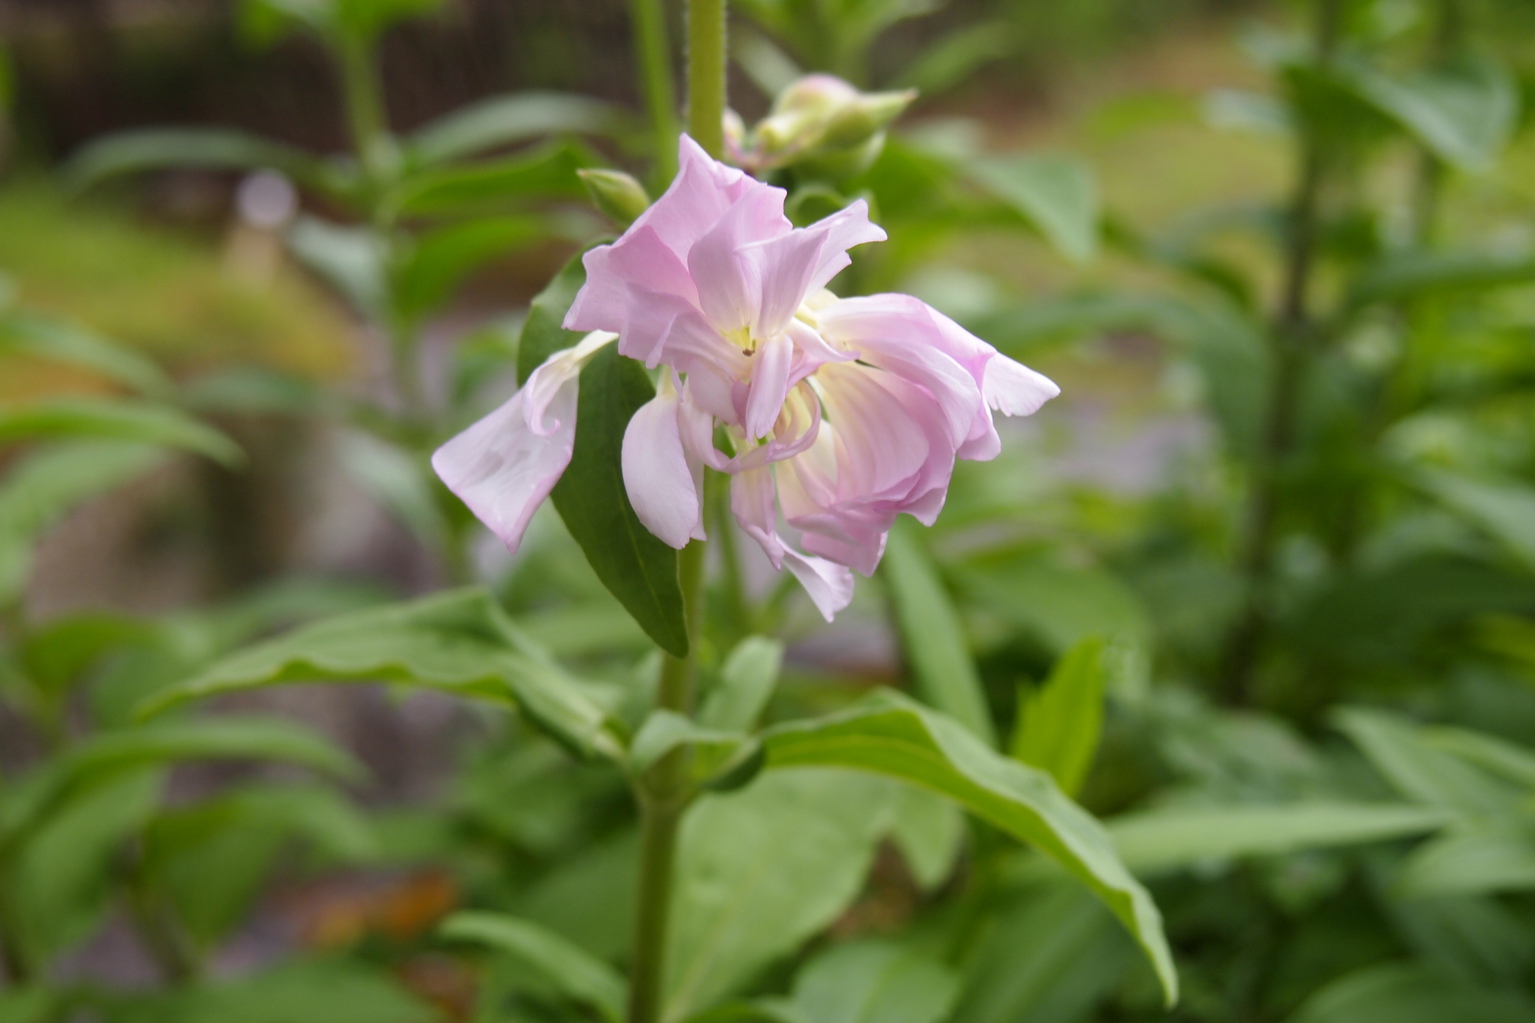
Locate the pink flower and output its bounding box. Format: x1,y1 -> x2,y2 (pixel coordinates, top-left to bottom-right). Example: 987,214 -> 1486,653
434,136 -> 1058,621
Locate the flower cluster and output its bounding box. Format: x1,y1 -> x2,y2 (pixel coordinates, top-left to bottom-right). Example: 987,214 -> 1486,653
434,136 -> 1058,619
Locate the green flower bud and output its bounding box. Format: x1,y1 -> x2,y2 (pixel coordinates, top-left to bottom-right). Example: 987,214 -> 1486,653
578,168 -> 652,227
741,75 -> 917,176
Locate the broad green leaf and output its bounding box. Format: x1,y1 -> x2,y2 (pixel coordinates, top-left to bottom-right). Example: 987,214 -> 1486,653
969,154 -> 1099,263
137,588 -> 620,759
1011,637 -> 1106,797
953,881 -> 1133,1023
791,940 -> 960,1023
16,612 -> 159,697
287,216 -> 388,319
888,785 -> 965,891
1334,707 -> 1521,815
0,718 -> 363,846
103,959 -> 438,1023
391,139 -> 593,218
630,710 -> 762,790
514,254 -> 689,657
145,783 -> 377,947
1331,54 -> 1519,171
1288,963 -> 1535,1023
1417,469 -> 1535,572
1108,801 -> 1453,876
1422,726 -> 1535,791
0,311 -> 170,395
0,441 -> 169,606
441,911 -> 627,1022
666,770 -> 899,1018
881,522 -> 995,744
394,215 -> 547,324
0,399 -> 241,466
1346,246 -> 1535,309
1395,819 -> 1535,897
701,637 -> 785,732
66,128 -> 342,198
409,92 -> 621,165
761,690 -> 1176,1004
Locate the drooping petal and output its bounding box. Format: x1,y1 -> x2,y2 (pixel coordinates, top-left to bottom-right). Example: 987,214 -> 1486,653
982,354 -> 1061,417
731,466 -> 785,568
782,548 -> 856,621
622,381 -> 705,549
431,386 -> 575,556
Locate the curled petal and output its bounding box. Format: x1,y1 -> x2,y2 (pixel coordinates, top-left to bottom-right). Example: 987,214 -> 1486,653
802,200 -> 886,297
782,549 -> 856,622
982,355 -> 1061,417
622,380 -> 705,549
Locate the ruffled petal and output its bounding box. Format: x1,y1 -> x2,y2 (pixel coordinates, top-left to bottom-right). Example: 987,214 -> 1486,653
622,383 -> 705,549
802,200 -> 886,297
982,354 -> 1061,417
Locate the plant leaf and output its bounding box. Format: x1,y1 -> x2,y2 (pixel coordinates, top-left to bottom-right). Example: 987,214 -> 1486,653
1395,819 -> 1535,898
790,940 -> 960,1023
761,689 -> 1176,1004
136,588 -> 620,759
0,398 -> 242,466
881,522 -> 995,744
968,154 -> 1099,263
409,92 -> 621,165
1416,469 -> 1535,572
700,637 -> 784,732
1010,637 -> 1106,797
442,910 -> 628,1022
630,710 -> 762,790
391,139 -> 593,218
66,128 -> 344,198
1289,963 -> 1535,1023
1334,707 -> 1521,815
0,311 -> 171,395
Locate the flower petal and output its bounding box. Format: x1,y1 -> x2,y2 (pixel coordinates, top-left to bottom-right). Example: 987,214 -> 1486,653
982,354 -> 1061,417
782,548 -> 856,621
622,383 -> 705,549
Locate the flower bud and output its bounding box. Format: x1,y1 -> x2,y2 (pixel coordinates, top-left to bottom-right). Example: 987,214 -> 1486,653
578,168 -> 651,227
742,74 -> 916,176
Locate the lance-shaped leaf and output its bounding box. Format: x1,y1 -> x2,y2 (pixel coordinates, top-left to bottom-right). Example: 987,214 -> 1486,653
968,153 -> 1099,263
1011,637 -> 1106,797
630,710 -> 763,791
0,312 -> 171,395
761,689 -> 1176,1005
515,253 -> 690,657
441,911 -> 627,1022
0,718 -> 362,849
391,139 -> 593,218
66,128 -> 345,199
0,398 -> 242,466
700,637 -> 784,732
138,588 -> 621,759
409,92 -> 622,166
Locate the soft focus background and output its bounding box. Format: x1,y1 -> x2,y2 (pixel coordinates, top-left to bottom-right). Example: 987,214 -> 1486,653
2,0 -> 1535,1021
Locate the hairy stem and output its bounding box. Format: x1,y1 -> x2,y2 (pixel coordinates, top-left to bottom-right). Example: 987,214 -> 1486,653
686,0 -> 728,158
627,537 -> 707,1023
632,0 -> 680,185
1219,0 -> 1345,703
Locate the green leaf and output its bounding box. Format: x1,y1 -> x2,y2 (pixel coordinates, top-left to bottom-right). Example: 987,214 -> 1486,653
790,940 -> 960,1023
1334,707 -> 1521,815
1416,469 -> 1535,572
1422,726 -> 1535,791
1010,637 -> 1106,797
761,690 -> 1176,1005
394,215 -> 548,324
441,911 -> 628,1022
1346,246 -> 1535,309
392,139 -> 593,218
287,216 -> 388,319
1289,963 -> 1535,1023
0,718 -> 363,847
514,254 -> 689,657
666,770 -> 899,1018
968,154 -> 1099,263
0,441 -> 170,607
0,311 -> 171,395
630,710 -> 762,790
409,92 -> 621,165
1331,54 -> 1519,171
952,881 -> 1133,1023
1108,801 -> 1453,876
1395,819 -> 1535,898
103,960 -> 439,1023
881,522 -> 995,744
137,588 -> 620,759
0,398 -> 242,466
66,128 -> 342,198
700,637 -> 785,732
888,785 -> 965,891
240,0 -> 445,46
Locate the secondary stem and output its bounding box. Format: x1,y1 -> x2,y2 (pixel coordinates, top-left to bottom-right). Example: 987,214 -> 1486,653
686,0 -> 728,158
631,0 -> 680,185
1219,0 -> 1344,703
627,538 -> 707,1023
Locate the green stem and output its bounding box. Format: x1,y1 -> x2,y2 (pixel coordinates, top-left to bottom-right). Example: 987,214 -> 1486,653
631,0 -> 680,185
1219,0 -> 1344,704
628,538 -> 707,1023
686,0 -> 728,157
337,34 -> 394,193
0,866 -> 33,985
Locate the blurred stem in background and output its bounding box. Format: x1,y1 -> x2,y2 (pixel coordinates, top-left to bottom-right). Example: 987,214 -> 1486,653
1220,0 -> 1346,703
632,0 -> 681,186
627,6 -> 726,1019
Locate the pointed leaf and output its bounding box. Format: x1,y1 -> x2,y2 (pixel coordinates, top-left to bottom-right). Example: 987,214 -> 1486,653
1334,707 -> 1521,815
791,940 -> 959,1023
137,588 -> 620,759
1332,55 -> 1519,171
969,154 -> 1099,263
630,710 -> 762,790
1010,637 -> 1106,797
0,398 -> 242,466
1395,819 -> 1535,898
442,911 -> 627,1022
66,128 -> 343,198
761,690 -> 1176,1004
392,139 -> 593,218
409,92 -> 621,166
0,311 -> 171,395
700,637 -> 784,732
1290,963 -> 1535,1023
